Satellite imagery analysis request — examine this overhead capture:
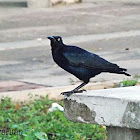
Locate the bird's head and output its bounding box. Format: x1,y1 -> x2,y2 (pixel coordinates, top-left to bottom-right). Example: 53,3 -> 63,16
47,36 -> 63,47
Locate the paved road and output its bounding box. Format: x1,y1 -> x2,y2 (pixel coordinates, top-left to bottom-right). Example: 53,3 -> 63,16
0,2 -> 140,88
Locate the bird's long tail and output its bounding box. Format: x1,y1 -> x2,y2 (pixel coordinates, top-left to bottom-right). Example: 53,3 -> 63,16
115,67 -> 131,76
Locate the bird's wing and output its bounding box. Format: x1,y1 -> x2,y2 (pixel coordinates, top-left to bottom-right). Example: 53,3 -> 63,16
63,46 -> 119,70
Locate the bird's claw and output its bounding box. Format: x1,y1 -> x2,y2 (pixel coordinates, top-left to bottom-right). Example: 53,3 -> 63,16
77,89 -> 86,93
61,89 -> 86,96
61,91 -> 73,96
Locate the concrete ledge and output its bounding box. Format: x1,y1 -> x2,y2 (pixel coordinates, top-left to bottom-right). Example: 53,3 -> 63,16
0,81 -> 117,102
107,127 -> 140,140
64,86 -> 140,130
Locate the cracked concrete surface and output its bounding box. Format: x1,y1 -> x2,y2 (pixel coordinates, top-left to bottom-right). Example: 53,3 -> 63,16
64,86 -> 140,129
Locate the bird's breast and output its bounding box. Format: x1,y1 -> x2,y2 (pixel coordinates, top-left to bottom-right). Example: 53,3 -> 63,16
52,49 -> 68,68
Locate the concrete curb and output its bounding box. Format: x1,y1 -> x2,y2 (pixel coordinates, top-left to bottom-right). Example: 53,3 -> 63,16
0,81 -> 119,102
64,85 -> 140,140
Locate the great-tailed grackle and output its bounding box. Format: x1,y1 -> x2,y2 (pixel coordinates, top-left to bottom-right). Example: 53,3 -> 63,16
48,36 -> 131,96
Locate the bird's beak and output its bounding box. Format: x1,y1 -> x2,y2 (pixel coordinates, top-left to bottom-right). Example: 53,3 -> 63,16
47,36 -> 54,40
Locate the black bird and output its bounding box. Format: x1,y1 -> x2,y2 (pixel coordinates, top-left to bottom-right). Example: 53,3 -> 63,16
48,36 -> 131,96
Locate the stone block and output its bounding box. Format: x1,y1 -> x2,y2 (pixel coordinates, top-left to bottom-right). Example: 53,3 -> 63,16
64,86 -> 140,129
64,86 -> 140,140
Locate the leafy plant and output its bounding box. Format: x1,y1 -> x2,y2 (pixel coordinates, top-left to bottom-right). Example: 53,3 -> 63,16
119,80 -> 138,87
0,96 -> 106,140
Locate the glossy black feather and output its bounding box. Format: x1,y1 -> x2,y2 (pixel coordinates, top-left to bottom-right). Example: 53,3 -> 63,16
48,36 -> 131,83
63,45 -> 118,70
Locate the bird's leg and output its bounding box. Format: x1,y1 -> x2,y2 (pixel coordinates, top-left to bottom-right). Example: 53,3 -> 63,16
72,82 -> 87,93
61,82 -> 87,96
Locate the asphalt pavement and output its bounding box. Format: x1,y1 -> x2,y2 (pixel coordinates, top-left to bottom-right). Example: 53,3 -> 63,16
0,1 -> 140,92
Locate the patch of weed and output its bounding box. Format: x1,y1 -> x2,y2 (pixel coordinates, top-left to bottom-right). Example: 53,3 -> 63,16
0,96 -> 106,140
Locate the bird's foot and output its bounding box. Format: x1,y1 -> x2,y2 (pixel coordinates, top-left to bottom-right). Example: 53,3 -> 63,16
61,91 -> 73,96
75,89 -> 86,93
61,89 -> 86,96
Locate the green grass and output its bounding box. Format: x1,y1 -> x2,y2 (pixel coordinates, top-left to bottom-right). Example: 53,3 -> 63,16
119,79 -> 138,87
0,96 -> 106,140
